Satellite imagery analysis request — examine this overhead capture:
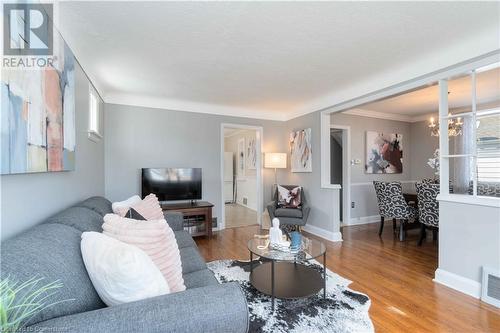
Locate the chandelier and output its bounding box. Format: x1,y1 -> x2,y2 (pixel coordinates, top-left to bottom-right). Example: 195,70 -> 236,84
428,114 -> 463,137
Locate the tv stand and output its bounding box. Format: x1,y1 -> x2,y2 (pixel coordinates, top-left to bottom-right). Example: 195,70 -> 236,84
161,201 -> 214,238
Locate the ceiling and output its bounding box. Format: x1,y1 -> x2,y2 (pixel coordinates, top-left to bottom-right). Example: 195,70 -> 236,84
352,66 -> 500,121
57,1 -> 500,120
223,128 -> 242,138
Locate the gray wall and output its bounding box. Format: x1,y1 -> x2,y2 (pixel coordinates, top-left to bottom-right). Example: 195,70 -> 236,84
439,201 -> 500,283
410,120 -> 439,180
104,104 -> 288,224
1,63 -> 105,240
284,112 -> 338,234
330,113 -> 413,220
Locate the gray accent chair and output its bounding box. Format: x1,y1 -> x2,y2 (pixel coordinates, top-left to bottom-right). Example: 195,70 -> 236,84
266,185 -> 310,230
1,196 -> 249,333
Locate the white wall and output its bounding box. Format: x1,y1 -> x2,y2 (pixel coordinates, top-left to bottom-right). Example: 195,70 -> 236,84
1,63 -> 105,240
224,130 -> 258,210
104,104 -> 287,225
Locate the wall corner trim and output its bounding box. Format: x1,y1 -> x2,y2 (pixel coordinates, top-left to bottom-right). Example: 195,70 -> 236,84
302,224 -> 343,242
433,268 -> 481,299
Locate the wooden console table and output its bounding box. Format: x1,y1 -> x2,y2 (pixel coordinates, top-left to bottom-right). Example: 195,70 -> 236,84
161,201 -> 214,238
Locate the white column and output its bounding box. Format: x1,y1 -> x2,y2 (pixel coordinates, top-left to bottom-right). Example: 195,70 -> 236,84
439,79 -> 449,194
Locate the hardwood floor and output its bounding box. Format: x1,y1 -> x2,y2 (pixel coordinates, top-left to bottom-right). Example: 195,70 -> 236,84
225,203 -> 257,228
195,223 -> 500,332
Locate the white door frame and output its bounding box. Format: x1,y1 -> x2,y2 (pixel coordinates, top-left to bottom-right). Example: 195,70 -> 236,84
220,123 -> 264,230
330,125 -> 351,226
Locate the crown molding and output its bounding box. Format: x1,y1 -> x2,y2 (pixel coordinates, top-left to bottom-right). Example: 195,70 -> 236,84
411,112 -> 437,122
223,128 -> 246,138
104,92 -> 288,122
343,108 -> 415,122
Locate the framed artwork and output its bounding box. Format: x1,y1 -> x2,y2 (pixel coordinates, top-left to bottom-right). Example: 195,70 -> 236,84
246,137 -> 256,170
290,128 -> 312,173
1,31 -> 76,174
237,137 -> 245,176
365,131 -> 403,174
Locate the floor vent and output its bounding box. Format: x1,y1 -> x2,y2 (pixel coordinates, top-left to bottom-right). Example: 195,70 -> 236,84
482,267 -> 500,308
243,197 -> 248,205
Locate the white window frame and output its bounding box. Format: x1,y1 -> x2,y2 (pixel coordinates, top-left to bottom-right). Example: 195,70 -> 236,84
88,85 -> 102,142
476,108 -> 500,182
438,64 -> 500,207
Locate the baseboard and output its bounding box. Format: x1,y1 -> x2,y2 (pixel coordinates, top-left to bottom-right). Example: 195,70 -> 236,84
234,201 -> 257,212
434,268 -> 481,299
302,224 -> 343,242
345,215 -> 380,226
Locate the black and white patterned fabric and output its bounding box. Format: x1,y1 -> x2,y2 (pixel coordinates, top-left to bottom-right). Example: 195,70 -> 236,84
207,259 -> 374,333
415,182 -> 439,228
468,181 -> 500,198
373,181 -> 417,220
422,178 -> 454,193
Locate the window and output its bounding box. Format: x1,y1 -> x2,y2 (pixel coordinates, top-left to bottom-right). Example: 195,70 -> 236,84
441,63 -> 500,199
88,86 -> 102,141
476,111 -> 500,182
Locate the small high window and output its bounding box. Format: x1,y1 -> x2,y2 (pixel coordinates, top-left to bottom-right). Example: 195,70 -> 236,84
88,86 -> 102,141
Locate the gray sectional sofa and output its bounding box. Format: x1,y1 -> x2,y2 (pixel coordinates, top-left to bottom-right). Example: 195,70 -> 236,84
1,196 -> 249,333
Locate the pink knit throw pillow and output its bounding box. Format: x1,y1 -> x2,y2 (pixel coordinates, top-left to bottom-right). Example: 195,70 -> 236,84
102,214 -> 186,293
116,194 -> 164,220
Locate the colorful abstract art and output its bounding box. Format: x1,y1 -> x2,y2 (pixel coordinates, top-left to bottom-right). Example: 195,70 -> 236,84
290,128 -> 312,173
1,32 -> 75,174
365,131 -> 403,174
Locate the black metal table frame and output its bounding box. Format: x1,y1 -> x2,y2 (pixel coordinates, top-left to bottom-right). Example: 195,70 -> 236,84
249,250 -> 327,310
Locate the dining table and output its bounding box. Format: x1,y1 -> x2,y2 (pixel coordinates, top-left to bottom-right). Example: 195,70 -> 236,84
403,192 -> 418,206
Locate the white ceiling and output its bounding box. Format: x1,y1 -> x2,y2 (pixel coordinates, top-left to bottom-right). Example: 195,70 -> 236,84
58,1 -> 500,121
223,128 -> 243,138
352,66 -> 500,121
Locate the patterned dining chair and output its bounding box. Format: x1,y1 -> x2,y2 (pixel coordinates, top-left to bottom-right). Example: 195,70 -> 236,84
373,181 -> 418,240
415,182 -> 440,246
468,181 -> 500,197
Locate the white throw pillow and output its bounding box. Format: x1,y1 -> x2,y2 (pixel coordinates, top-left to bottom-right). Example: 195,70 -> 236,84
81,232 -> 170,306
112,195 -> 142,216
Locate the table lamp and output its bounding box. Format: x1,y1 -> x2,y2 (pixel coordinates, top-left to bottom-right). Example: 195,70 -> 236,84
264,153 -> 287,196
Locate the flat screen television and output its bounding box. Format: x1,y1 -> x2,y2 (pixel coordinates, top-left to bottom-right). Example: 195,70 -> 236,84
142,168 -> 202,201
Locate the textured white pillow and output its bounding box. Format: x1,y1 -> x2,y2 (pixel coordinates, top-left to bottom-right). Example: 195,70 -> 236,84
81,232 -> 170,306
112,195 -> 142,216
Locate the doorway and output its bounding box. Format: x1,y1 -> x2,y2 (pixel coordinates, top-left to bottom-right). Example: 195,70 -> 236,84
220,124 -> 263,229
330,125 -> 350,226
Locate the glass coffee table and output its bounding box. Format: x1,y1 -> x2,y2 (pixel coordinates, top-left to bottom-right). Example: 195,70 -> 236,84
247,236 -> 327,310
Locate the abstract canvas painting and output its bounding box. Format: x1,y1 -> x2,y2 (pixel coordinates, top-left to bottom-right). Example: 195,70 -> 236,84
246,137 -> 256,170
1,31 -> 75,174
365,131 -> 403,174
290,128 -> 312,173
237,138 -> 245,176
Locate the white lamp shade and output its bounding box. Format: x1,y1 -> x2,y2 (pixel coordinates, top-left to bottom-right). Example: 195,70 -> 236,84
265,153 -> 287,169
